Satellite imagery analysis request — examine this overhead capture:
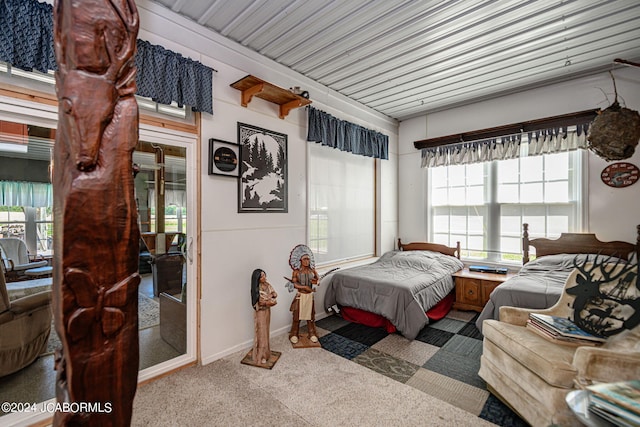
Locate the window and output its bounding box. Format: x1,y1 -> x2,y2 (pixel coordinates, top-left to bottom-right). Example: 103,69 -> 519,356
0,206 -> 27,241
0,207 -> 53,255
308,143 -> 375,264
429,149 -> 583,263
0,121 -> 55,256
133,144 -> 187,235
0,62 -> 189,120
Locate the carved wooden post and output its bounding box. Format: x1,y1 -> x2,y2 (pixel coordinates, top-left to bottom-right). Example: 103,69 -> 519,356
52,0 -> 140,425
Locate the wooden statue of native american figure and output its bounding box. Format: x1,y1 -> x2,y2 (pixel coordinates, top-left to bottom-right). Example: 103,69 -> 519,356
52,0 -> 140,425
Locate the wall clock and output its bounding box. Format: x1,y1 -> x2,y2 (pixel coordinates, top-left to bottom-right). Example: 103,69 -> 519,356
600,162 -> 639,188
208,139 -> 240,177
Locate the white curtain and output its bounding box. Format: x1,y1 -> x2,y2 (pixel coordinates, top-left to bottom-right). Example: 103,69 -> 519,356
421,135 -> 521,168
527,125 -> 589,155
149,188 -> 186,207
421,124 -> 589,168
0,181 -> 53,207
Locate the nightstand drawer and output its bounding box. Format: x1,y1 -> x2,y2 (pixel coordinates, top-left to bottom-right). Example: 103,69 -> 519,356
456,277 -> 481,306
452,268 -> 515,312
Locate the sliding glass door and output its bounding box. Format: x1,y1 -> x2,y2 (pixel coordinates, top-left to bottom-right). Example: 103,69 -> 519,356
133,141 -> 189,365
0,118 -> 197,419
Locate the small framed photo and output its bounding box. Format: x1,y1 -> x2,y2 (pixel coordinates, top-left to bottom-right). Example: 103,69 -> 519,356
208,139 -> 240,177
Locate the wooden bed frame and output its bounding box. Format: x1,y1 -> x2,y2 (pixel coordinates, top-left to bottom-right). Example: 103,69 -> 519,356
397,239 -> 461,259
522,223 -> 640,264
336,239 -> 462,334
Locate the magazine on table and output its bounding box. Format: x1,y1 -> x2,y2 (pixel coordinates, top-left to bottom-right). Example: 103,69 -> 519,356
528,313 -> 606,343
588,404 -> 637,427
588,394 -> 640,426
587,380 -> 640,416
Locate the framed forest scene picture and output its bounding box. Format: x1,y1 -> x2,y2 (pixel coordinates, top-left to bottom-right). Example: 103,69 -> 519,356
237,123 -> 288,213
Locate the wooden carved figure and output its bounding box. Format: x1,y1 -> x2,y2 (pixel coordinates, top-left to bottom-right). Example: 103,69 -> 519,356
251,269 -> 277,361
52,0 -> 140,425
241,269 -> 280,369
286,244 -> 321,348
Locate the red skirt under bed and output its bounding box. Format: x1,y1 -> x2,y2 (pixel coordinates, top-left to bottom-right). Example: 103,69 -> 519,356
339,292 -> 454,334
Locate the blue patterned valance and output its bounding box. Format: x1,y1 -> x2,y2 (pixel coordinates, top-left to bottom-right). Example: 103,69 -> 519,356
135,40 -> 213,114
0,0 -> 55,74
307,106 -> 389,160
0,0 -> 213,114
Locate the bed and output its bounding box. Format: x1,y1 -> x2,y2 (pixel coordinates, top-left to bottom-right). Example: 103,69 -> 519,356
475,223 -> 640,333
323,240 -> 463,340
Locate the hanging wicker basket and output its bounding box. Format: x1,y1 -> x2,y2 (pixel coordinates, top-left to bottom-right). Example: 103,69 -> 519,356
587,101 -> 640,161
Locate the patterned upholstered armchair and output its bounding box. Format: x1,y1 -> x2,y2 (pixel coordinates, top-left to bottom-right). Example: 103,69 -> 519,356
0,262 -> 52,377
479,260 -> 640,426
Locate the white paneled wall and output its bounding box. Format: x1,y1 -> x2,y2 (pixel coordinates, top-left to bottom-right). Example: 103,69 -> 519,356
137,1 -> 399,365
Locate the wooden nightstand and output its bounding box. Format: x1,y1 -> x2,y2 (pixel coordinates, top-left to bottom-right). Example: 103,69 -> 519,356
452,268 -> 516,312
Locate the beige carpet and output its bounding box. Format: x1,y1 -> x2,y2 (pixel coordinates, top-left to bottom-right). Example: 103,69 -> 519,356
132,333 -> 495,426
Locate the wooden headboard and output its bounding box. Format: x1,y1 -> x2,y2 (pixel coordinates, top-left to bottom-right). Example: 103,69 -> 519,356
397,239 -> 461,259
522,223 -> 640,264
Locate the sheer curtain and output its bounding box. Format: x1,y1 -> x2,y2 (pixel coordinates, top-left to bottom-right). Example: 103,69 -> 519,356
527,123 -> 589,156
307,107 -> 381,264
149,188 -> 186,208
0,181 -> 53,207
421,124 -> 589,168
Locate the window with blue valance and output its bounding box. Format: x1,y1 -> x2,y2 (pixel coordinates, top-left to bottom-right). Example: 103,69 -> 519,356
0,0 -> 214,114
307,106 -> 389,160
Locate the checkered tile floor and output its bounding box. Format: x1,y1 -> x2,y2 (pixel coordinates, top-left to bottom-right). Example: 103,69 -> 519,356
316,310 -> 528,427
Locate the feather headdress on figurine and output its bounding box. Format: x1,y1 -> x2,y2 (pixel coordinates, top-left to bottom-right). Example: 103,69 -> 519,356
283,244 -> 314,292
283,244 -> 339,292
289,244 -> 315,269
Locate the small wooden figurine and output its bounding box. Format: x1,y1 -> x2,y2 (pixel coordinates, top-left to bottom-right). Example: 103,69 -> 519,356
241,269 -> 281,368
286,245 -> 322,348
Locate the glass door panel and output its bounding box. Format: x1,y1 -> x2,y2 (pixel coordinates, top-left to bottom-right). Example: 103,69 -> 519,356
133,141 -> 188,366
0,121 -> 56,411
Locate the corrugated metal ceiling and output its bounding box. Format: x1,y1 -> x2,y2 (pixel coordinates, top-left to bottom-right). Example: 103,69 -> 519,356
147,0 -> 640,121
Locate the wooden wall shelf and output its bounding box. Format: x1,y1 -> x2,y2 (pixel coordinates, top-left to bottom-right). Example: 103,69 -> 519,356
230,75 -> 311,119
